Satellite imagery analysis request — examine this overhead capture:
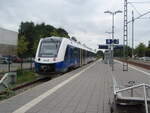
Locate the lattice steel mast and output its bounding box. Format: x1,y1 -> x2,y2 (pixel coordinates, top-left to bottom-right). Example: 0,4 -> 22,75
123,0 -> 128,71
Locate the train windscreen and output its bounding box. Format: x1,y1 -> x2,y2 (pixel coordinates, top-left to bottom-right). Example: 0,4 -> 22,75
38,41 -> 61,57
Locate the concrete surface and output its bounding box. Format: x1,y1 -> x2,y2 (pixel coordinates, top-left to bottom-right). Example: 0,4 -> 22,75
0,60 -> 149,113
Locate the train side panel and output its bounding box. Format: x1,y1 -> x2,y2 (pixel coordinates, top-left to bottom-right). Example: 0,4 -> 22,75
34,37 -> 96,75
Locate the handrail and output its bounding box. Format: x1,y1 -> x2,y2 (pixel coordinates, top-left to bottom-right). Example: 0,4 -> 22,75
112,75 -> 150,113
0,72 -> 16,92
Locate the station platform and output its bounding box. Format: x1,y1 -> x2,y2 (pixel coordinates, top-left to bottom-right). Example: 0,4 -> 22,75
0,59 -> 149,113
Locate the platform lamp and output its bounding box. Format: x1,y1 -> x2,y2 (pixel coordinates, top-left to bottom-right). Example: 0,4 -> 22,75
104,10 -> 122,71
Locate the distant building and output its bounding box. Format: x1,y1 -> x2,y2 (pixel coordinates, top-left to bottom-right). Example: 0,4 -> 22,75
0,27 -> 18,55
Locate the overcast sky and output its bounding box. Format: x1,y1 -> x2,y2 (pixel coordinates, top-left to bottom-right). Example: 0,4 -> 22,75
0,0 -> 150,50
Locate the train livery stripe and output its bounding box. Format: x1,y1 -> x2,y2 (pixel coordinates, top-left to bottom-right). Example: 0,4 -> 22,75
12,60 -> 99,113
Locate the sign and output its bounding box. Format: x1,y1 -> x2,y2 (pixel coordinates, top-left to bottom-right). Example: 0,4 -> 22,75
114,39 -> 119,44
114,45 -> 123,49
106,39 -> 119,44
99,45 -> 108,49
106,39 -> 113,44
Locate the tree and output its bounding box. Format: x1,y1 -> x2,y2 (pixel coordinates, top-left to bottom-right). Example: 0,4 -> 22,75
114,48 -> 123,57
35,23 -> 55,38
17,21 -> 70,57
97,50 -> 104,58
145,47 -> 150,57
114,46 -> 132,57
32,39 -> 40,55
134,43 -> 146,57
17,36 -> 29,58
18,21 -> 36,57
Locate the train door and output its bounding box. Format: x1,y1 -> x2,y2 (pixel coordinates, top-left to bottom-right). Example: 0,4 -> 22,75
82,50 -> 86,65
64,46 -> 70,64
80,49 -> 83,66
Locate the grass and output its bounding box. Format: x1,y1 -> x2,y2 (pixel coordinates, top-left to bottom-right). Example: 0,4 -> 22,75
14,69 -> 38,86
0,88 -> 15,100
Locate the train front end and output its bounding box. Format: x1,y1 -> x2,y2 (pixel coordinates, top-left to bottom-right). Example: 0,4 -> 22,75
34,37 -> 62,75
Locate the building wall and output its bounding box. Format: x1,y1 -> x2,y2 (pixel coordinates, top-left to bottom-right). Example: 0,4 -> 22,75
0,44 -> 17,55
0,27 -> 18,55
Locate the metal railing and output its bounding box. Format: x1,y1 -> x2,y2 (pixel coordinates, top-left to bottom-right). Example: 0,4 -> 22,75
0,72 -> 17,92
112,75 -> 150,113
0,58 -> 34,74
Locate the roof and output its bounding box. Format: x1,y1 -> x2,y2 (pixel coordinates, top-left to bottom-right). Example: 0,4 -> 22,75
42,36 -> 96,53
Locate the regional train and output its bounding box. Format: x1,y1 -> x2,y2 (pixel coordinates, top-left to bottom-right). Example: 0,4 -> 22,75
34,36 -> 96,75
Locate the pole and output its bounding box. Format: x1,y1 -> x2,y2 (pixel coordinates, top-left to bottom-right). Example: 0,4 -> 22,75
123,0 -> 128,71
104,10 -> 122,71
143,84 -> 149,113
112,13 -> 114,71
132,11 -> 134,58
8,55 -> 10,72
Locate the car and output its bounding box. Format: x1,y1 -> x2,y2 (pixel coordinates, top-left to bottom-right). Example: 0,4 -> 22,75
23,58 -> 33,62
143,57 -> 150,61
0,57 -> 12,64
138,57 -> 150,61
12,56 -> 23,63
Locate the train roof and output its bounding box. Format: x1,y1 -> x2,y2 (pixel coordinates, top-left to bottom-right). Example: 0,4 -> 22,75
40,36 -> 96,53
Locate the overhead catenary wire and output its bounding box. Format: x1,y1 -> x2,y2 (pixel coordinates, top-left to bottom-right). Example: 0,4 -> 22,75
128,2 -> 150,21
138,17 -> 150,19
128,2 -> 142,15
128,1 -> 150,4
127,11 -> 150,23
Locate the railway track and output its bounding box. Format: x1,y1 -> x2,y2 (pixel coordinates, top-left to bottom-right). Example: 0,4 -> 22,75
118,59 -> 150,70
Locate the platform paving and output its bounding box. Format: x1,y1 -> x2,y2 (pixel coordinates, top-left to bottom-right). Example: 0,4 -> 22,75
113,60 -> 150,98
0,60 -> 149,113
25,60 -> 113,113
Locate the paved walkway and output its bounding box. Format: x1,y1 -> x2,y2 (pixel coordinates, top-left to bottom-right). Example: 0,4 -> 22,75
0,60 -> 149,113
113,60 -> 150,98
23,60 -> 113,113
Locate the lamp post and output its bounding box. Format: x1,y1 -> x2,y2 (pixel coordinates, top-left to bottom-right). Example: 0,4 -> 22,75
105,31 -> 112,65
132,11 -> 134,58
104,10 -> 122,71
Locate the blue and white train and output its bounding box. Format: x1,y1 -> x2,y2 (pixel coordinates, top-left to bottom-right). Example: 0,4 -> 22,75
34,36 -> 96,75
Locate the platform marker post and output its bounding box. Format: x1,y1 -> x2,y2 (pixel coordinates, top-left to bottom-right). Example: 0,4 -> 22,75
143,84 -> 149,113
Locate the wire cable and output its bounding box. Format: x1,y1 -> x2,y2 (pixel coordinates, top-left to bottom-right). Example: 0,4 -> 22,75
128,2 -> 142,16
129,1 -> 150,4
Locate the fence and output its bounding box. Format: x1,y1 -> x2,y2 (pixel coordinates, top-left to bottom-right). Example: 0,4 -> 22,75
0,58 -> 34,74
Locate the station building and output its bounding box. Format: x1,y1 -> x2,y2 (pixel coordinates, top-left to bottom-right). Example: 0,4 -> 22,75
0,27 -> 18,55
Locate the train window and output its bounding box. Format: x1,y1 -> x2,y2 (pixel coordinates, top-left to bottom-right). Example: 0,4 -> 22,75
39,41 -> 60,57
70,47 -> 74,58
64,46 -> 70,60
73,48 -> 79,57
